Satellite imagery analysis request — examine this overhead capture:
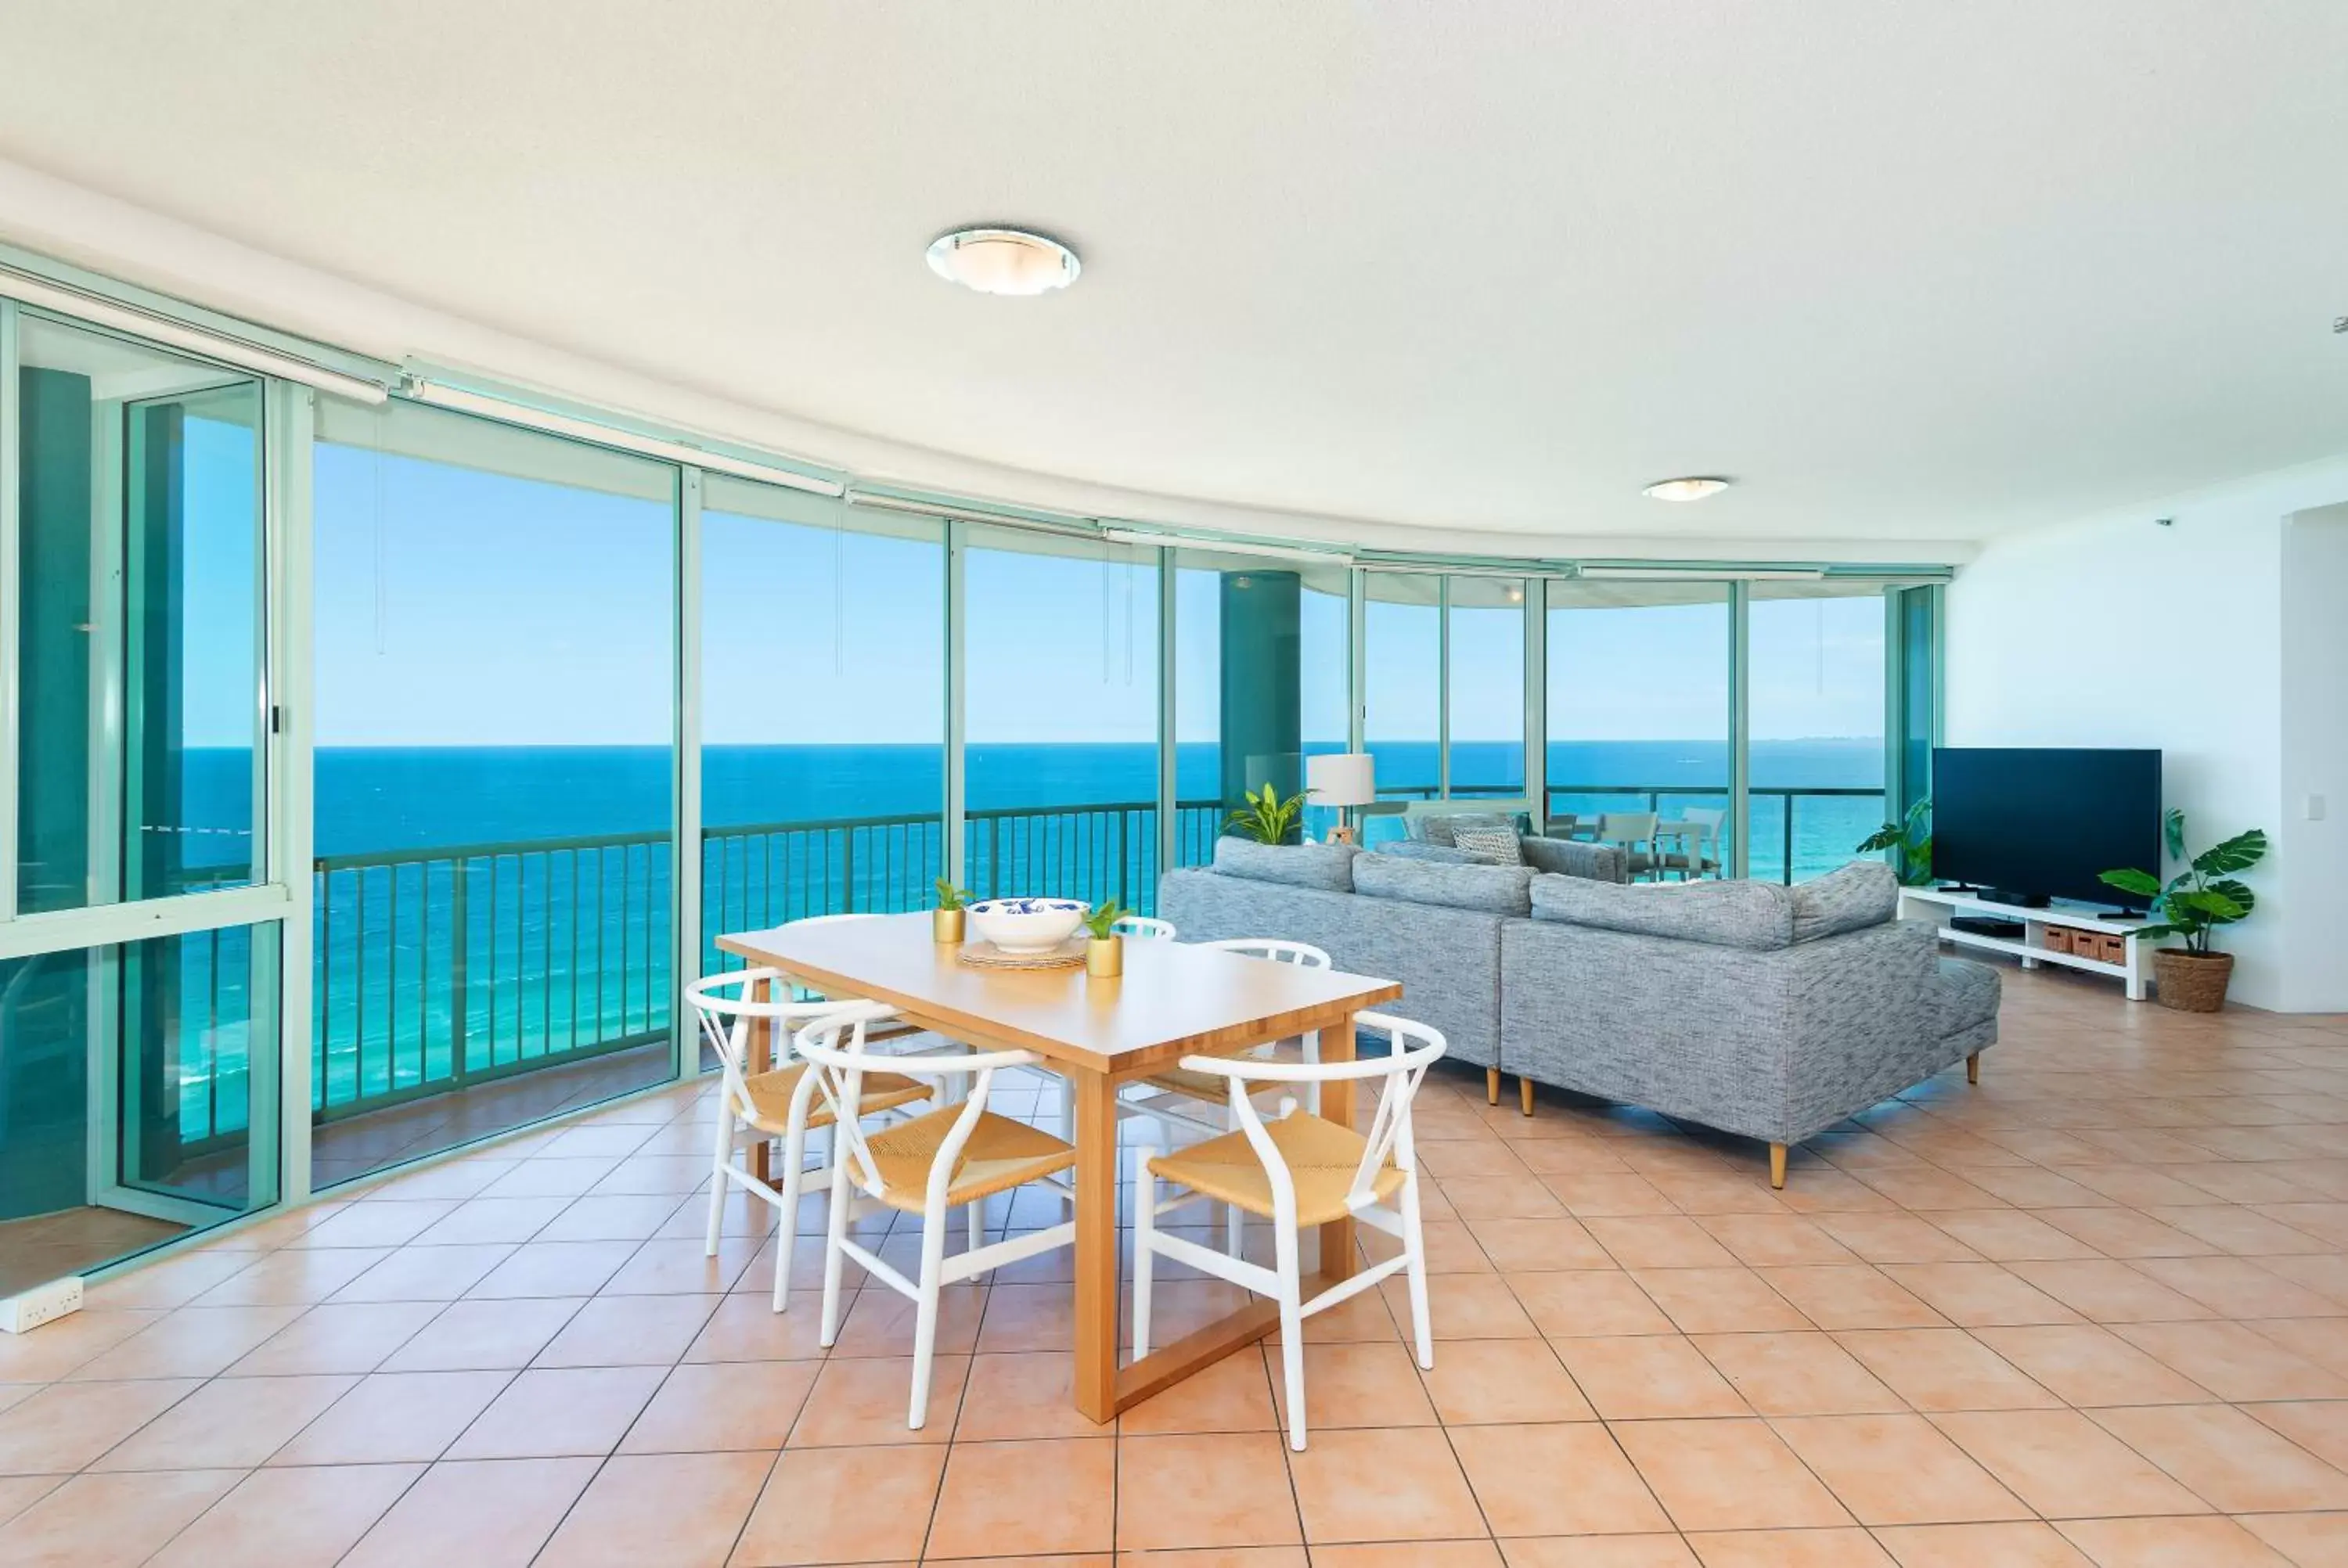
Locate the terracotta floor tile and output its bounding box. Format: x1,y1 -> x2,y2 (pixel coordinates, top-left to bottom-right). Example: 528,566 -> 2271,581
1875,1262 -> 2083,1327
1586,1216 -> 1741,1270
1315,1543 -> 1504,1567
410,1196 -> 572,1246
2240,1511 -> 2348,1565
926,1436 -> 1115,1558
1467,1216 -> 1615,1271
92,1371 -> 352,1470
1442,1174 -> 1570,1220
1832,1327 -> 2059,1411
292,1199 -> 462,1249
446,1365 -> 664,1458
1554,1334 -> 1751,1419
146,1462 -> 423,1568
1508,1269 -> 1674,1337
2111,1318 -> 2348,1401
2036,1205 -> 2218,1258
732,1441 -> 940,1564
2090,1402 -> 2348,1512
329,1243 -> 517,1302
1629,1267 -> 1812,1335
1691,1332 -> 1904,1416
1118,1345 -> 1280,1434
1697,1214 -> 1862,1268
467,1239 -> 639,1297
271,1368 -> 513,1464
0,1378 -> 200,1473
1498,1537 -> 1699,1567
2004,1260 -> 2219,1322
2149,1203 -> 2338,1256
0,1468 -> 243,1568
788,1353 -> 968,1444
2129,1252 -> 2343,1317
535,1192 -> 692,1243
192,1246 -> 392,1305
1873,1521 -> 2094,1566
1450,1420 -> 1673,1536
340,1456 -> 597,1568
618,1359 -> 819,1452
2054,1514 -> 2299,1566
601,1237 -> 763,1296
947,1350 -> 1105,1442
1685,1529 -> 1895,1566
682,1292 -> 844,1362
1971,1323 -> 2215,1406
1612,1417 -> 1849,1532
1772,1412 -> 2030,1525
376,1295 -> 583,1371
0,1309 -> 158,1384
1541,1171 -> 1679,1216
534,1291 -> 723,1367
64,1303 -> 305,1380
0,1475 -> 59,1527
1928,1408 -> 2210,1519
1422,1337 -> 1596,1424
1264,1339 -> 1438,1433
1924,1208 -> 2102,1262
1116,1431 -> 1303,1550
1754,1266 -> 1947,1331
836,1280 -> 989,1356
225,1300 -> 443,1376
1288,1424 -> 1487,1543
1816,1212 -> 1986,1264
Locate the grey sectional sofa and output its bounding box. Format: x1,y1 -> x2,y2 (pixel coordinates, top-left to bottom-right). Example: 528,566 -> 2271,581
1157,840 -> 1999,1185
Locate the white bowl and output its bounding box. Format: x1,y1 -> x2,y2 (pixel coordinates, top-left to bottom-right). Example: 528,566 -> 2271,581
966,897 -> 1089,954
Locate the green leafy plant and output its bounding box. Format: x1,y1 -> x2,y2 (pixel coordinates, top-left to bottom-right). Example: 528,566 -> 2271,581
1856,797 -> 1934,886
2099,809 -> 2267,955
1223,782 -> 1309,845
933,877 -> 974,911
1082,900 -> 1125,940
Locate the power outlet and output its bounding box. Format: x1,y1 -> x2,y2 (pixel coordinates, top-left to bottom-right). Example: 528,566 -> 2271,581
0,1276 -> 85,1335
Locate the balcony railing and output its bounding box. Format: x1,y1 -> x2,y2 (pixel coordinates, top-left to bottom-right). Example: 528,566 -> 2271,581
200,785 -> 1882,1142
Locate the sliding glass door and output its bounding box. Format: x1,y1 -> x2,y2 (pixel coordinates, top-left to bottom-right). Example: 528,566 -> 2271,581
1748,583 -> 1889,883
1446,577 -> 1527,798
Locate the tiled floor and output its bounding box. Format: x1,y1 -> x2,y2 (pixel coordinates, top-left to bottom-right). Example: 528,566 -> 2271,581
0,1209 -> 186,1300
7,961 -> 2348,1565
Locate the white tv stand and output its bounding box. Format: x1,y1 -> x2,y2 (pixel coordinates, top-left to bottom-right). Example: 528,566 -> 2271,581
1898,886 -> 2154,1002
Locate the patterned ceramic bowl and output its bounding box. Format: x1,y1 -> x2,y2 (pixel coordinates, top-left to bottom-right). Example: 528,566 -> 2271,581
966,897 -> 1089,954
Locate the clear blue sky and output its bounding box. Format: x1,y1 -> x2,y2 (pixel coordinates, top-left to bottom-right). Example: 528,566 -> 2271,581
295,440 -> 1888,749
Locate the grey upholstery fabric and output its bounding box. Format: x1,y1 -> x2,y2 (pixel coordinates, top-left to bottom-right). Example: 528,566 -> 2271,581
1413,811 -> 1518,847
1518,836 -> 1630,884
1500,915 -> 1955,1145
1158,868 -> 1506,1066
1372,840 -> 1477,865
1792,861 -> 1900,944
1209,837 -> 1357,892
1935,956 -> 2002,1055
1452,827 -> 1525,866
1354,854 -> 1536,916
1530,876 -> 1797,951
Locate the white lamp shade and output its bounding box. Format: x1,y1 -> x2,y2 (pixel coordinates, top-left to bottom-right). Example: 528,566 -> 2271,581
1305,752 -> 1377,807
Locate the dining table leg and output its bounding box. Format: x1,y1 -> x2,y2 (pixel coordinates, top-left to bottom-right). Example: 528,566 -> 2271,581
1314,1015 -> 1358,1280
749,973 -> 776,1187
1070,1066 -> 1121,1424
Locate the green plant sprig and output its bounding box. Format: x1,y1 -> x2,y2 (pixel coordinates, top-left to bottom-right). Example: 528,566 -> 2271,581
1856,797 -> 1934,886
2099,808 -> 2267,955
1082,900 -> 1124,940
1223,782 -> 1309,845
933,877 -> 974,912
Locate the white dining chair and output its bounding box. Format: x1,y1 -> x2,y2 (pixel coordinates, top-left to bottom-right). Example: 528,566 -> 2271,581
687,970 -> 933,1313
1119,937 -> 1333,1258
1132,1009 -> 1448,1451
1112,914 -> 1179,940
799,1000 -> 1079,1430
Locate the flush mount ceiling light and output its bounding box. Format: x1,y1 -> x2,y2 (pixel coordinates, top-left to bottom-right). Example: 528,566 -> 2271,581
1642,477 -> 1730,502
926,227 -> 1081,296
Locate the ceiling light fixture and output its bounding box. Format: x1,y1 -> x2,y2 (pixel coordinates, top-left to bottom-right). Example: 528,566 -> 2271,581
926,227 -> 1082,296
1642,477 -> 1730,502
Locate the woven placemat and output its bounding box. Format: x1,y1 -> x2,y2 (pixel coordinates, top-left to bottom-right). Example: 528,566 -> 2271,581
956,937 -> 1089,971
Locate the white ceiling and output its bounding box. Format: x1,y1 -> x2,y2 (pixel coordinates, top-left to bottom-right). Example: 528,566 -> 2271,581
0,1 -> 2343,552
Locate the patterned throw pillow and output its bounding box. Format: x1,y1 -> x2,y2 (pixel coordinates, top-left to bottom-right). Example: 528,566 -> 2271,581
1449,827 -> 1525,866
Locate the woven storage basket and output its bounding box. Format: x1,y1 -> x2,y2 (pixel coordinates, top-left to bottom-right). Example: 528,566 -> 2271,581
2154,950 -> 2234,1012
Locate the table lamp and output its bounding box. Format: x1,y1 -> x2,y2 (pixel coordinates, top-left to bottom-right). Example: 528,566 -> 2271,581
1305,753 -> 1377,845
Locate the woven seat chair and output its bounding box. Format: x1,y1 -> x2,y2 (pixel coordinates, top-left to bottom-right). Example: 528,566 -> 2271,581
1133,1009 -> 1447,1451
798,1000 -> 1079,1430
687,969 -> 933,1314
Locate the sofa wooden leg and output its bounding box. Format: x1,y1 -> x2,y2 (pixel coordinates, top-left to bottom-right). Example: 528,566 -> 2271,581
1768,1142 -> 1788,1190
1518,1077 -> 1535,1117
1967,1052 -> 1980,1085
1486,1066 -> 1500,1106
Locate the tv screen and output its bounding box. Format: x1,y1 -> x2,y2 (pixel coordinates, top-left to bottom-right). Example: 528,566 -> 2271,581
1931,747 -> 2163,908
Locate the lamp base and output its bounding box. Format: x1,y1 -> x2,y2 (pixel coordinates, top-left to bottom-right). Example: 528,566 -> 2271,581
1325,825 -> 1359,846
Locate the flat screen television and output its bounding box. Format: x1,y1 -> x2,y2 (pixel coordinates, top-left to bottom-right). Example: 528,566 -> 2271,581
1931,747 -> 2163,909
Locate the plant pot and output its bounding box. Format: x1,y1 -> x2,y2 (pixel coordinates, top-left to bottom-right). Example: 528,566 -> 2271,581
2153,949 -> 2234,1012
1085,935 -> 1123,978
931,907 -> 965,944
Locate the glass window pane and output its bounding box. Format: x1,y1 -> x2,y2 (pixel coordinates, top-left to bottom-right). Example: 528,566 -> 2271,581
1172,551 -> 1351,857
14,315 -> 265,912
0,926 -> 277,1298
1749,584 -> 1889,883
1364,573 -> 1439,815
700,477 -> 945,955
310,399 -> 678,1189
1545,580 -> 1731,866
1446,577 -> 1525,797
964,525 -> 1160,909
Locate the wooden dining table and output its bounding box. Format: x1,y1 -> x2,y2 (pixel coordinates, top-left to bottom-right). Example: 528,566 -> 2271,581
716,913 -> 1403,1423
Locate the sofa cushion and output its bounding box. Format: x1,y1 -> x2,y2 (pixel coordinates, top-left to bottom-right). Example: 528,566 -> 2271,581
1518,836 -> 1629,884
1211,837 -> 1358,892
1934,956 -> 2001,1035
1354,852 -> 1536,915
1451,826 -> 1525,865
1371,840 -> 1476,865
1792,861 -> 1900,944
1529,875 -> 1796,950
1413,810 -> 1518,847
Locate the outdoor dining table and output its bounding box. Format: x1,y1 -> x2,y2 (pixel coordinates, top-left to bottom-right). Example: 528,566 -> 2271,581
716,912 -> 1403,1423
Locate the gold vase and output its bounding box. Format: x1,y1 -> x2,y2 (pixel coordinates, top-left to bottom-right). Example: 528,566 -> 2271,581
932,907 -> 965,944
1085,935 -> 1124,978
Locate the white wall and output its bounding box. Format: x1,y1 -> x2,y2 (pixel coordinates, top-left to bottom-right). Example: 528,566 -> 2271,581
1947,455 -> 2348,1011
2280,503 -> 2348,1012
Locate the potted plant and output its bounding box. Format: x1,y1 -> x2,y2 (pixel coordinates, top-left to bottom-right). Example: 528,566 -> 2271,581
1856,797 -> 1934,886
1081,900 -> 1126,978
1224,782 -> 1309,845
2099,809 -> 2267,1012
931,878 -> 974,944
